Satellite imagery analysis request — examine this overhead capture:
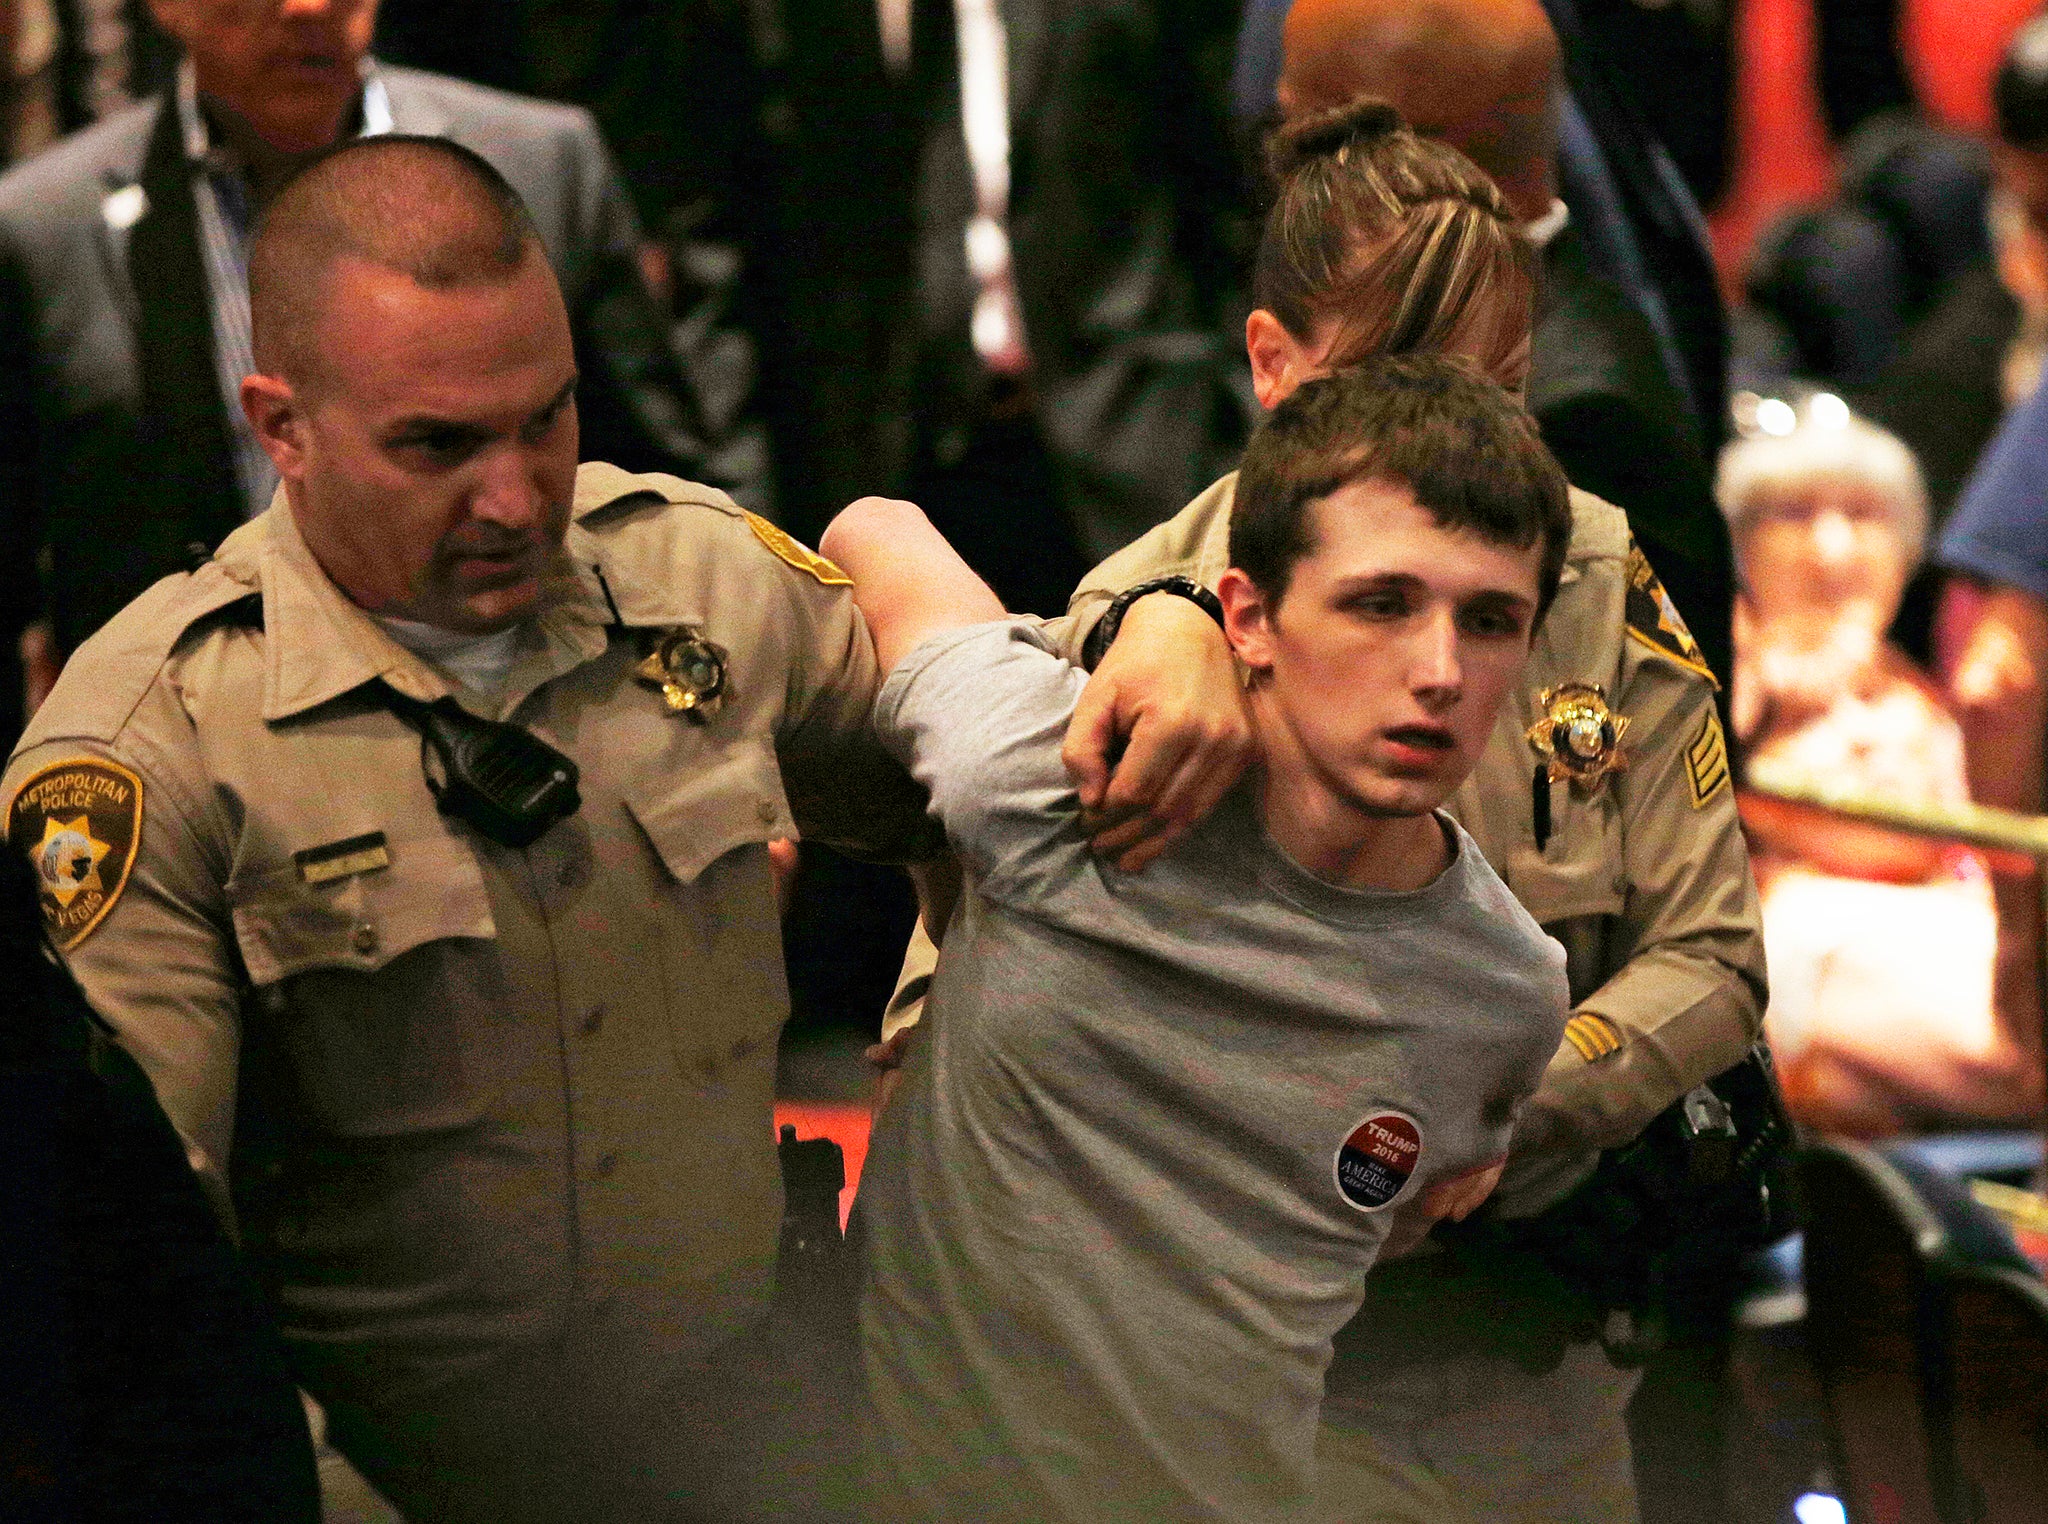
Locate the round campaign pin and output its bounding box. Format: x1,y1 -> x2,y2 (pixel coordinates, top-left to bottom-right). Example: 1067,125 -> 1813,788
1334,1111 -> 1424,1212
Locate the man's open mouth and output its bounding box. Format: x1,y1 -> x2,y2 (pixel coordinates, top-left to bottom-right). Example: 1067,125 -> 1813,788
1382,725 -> 1454,752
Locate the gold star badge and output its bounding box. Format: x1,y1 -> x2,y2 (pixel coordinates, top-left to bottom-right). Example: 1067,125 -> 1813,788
1527,682 -> 1630,793
636,626 -> 730,721
36,814 -> 111,907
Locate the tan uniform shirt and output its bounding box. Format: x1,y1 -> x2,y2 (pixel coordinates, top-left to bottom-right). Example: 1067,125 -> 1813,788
888,472 -> 1766,1215
5,464 -> 933,1424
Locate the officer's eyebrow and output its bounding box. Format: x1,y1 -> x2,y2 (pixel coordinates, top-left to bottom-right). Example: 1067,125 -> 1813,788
527,374 -> 579,428
382,374 -> 579,449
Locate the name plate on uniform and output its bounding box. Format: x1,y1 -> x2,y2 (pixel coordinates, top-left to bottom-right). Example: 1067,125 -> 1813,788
295,831 -> 392,886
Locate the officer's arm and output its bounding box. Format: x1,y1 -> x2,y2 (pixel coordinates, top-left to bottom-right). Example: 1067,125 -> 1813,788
1519,659 -> 1767,1160
5,734 -> 245,1228
768,532 -> 944,867
1055,488 -> 1255,872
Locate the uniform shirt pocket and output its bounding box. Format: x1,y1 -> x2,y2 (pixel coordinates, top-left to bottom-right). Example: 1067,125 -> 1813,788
230,834 -> 496,983
621,742 -> 791,1084
229,834 -> 504,1137
624,740 -> 791,884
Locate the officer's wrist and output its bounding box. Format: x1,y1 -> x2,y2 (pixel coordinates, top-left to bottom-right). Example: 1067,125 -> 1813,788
1119,590 -> 1225,646
1081,576 -> 1226,670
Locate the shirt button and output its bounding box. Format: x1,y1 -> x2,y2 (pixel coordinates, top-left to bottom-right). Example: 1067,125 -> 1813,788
351,923 -> 378,955
594,1152 -> 618,1179
756,800 -> 778,825
581,1005 -> 605,1037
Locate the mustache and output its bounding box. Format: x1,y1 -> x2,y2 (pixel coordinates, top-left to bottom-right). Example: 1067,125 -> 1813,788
433,502 -> 574,564
413,514 -> 577,604
440,530 -> 545,561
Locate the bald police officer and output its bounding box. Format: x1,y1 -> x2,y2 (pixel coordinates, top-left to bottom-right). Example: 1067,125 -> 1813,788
3,136 -> 934,1522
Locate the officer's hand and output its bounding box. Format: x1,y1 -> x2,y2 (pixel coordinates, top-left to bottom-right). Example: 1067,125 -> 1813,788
866,1027 -> 917,1115
1378,1155 -> 1507,1259
1063,594 -> 1254,872
1422,1155 -> 1506,1223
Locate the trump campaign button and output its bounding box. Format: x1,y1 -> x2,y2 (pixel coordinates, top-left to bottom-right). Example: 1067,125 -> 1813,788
1335,1111 -> 1423,1212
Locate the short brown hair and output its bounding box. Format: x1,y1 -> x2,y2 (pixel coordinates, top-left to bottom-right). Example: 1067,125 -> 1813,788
1232,354 -> 1571,619
249,135 -> 544,379
1255,97 -> 1535,382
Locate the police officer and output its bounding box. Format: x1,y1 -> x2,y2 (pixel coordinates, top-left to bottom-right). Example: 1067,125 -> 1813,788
882,101 -> 1765,1524
3,136 -> 937,1522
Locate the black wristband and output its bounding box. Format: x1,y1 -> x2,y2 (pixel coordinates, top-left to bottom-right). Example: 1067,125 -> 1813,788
1080,575 -> 1227,671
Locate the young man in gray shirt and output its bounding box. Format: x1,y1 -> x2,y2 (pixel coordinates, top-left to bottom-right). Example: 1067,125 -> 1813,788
821,356 -> 1575,1523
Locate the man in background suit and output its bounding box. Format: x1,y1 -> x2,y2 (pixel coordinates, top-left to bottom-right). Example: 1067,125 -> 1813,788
901,0 -> 1254,611
1277,0 -> 1734,690
0,0 -> 710,732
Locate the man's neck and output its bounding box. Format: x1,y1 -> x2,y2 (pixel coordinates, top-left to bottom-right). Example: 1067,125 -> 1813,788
1254,762 -> 1449,893
197,88 -> 358,206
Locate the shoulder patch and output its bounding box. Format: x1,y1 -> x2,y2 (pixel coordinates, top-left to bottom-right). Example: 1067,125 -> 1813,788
1684,707 -> 1730,809
1624,539 -> 1719,687
8,758 -> 144,950
744,512 -> 852,586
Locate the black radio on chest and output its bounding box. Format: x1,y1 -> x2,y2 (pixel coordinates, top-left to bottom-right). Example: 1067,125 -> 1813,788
379,687 -> 582,849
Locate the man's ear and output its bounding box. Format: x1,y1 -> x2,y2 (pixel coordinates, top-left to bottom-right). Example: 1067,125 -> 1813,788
1218,567 -> 1278,674
241,373 -> 307,482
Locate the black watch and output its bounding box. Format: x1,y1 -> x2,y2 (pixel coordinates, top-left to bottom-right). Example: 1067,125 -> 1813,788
1080,575 -> 1227,671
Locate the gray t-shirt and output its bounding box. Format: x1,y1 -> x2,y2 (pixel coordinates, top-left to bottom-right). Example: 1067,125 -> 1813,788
859,621 -> 1570,1523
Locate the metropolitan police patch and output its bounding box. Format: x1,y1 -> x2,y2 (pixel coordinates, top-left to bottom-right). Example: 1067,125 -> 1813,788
8,757 -> 144,950
1624,539 -> 1719,688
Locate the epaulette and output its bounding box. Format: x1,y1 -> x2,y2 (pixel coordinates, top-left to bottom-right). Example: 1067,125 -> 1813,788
571,461 -> 744,524
1562,486 -> 1632,564
570,462 -> 851,590
19,563 -> 260,749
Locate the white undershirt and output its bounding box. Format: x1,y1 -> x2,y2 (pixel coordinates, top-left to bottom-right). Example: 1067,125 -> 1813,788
371,613 -> 522,701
